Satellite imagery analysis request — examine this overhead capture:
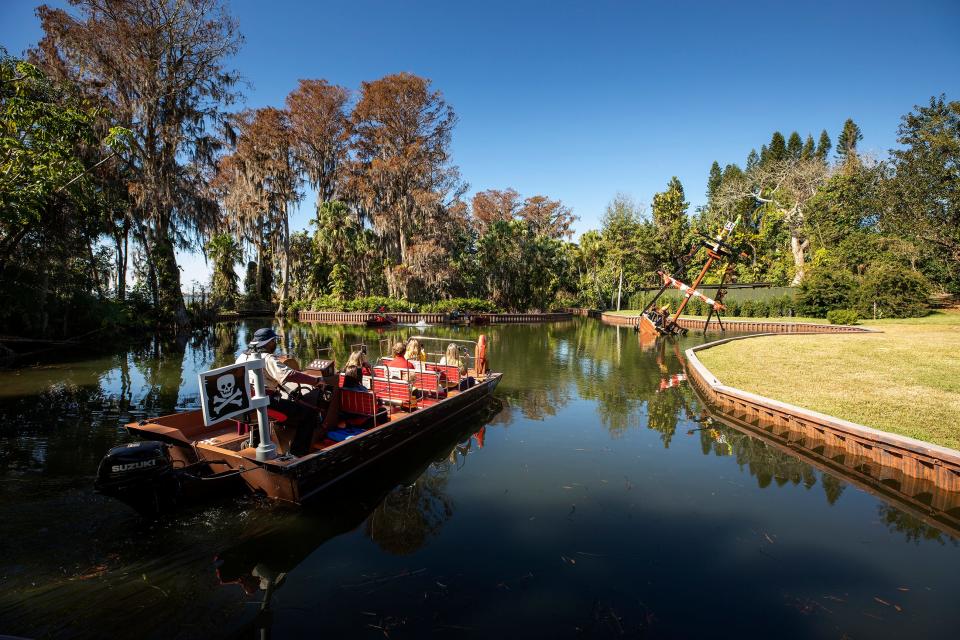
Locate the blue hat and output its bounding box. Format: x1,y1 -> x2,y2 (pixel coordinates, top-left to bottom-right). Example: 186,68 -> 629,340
251,327 -> 280,347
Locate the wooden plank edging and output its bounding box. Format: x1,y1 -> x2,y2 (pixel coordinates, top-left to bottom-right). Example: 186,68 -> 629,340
600,312 -> 875,333
297,310 -> 573,324
685,334 -> 960,492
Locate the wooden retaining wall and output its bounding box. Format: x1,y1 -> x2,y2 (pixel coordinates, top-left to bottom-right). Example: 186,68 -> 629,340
600,312 -> 872,334
297,310 -> 573,325
562,307 -> 601,318
685,335 -> 960,510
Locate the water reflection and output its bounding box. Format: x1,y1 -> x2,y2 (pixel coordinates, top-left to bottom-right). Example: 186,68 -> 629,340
0,318 -> 958,639
213,414 -> 493,638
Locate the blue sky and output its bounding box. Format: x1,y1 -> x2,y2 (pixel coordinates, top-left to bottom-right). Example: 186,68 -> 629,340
2,0 -> 958,288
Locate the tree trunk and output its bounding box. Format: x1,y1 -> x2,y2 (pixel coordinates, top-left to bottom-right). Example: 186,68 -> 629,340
152,220 -> 189,330
616,268 -> 623,311
790,235 -> 809,285
114,218 -> 130,301
87,238 -> 105,299
256,229 -> 264,302
277,210 -> 290,316
120,223 -> 129,301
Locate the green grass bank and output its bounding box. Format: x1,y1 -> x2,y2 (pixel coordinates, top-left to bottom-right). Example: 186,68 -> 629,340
693,310 -> 960,450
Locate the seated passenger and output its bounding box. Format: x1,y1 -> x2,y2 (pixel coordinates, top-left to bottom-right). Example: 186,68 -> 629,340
235,327 -> 324,456
439,343 -> 467,375
341,364 -> 367,391
345,349 -> 372,377
404,338 -> 426,366
388,341 -> 415,371
439,342 -> 473,389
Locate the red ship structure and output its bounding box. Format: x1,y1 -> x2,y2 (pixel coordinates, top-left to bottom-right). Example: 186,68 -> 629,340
637,216 -> 744,339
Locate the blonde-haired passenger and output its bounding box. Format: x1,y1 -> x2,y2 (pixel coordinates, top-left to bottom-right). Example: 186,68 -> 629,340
439,343 -> 467,376
344,349 -> 372,377
404,338 -> 426,364
439,342 -> 473,389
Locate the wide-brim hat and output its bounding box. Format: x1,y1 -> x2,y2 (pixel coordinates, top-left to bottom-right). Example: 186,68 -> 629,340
251,327 -> 281,347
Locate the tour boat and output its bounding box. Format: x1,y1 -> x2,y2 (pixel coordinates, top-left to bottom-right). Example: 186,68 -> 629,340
95,336 -> 499,515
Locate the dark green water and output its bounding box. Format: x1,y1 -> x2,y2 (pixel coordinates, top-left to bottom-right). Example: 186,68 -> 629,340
0,318 -> 957,639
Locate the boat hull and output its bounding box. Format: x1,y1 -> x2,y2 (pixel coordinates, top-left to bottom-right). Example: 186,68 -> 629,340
290,373 -> 501,503
110,372 -> 502,511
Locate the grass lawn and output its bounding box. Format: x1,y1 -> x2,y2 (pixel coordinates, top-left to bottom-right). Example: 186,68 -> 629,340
695,310 -> 960,450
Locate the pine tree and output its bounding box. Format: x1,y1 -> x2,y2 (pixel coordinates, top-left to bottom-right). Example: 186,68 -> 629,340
652,177 -> 690,269
707,161 -> 723,200
816,130 -> 832,160
769,131 -> 787,162
759,144 -> 769,165
746,149 -> 760,171
801,134 -> 815,160
787,131 -> 803,159
836,118 -> 863,160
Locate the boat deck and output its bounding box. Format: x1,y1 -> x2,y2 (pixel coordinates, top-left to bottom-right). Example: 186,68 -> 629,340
175,368 -> 487,470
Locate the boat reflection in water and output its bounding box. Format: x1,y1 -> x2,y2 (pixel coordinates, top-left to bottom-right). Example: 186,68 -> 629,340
213,400 -> 497,637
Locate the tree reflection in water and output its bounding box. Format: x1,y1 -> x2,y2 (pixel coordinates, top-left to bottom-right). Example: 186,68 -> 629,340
364,438 -> 476,555
878,504 -> 959,546
479,318 -> 957,542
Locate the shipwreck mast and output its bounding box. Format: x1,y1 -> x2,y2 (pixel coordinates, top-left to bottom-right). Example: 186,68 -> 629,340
638,216 -> 742,339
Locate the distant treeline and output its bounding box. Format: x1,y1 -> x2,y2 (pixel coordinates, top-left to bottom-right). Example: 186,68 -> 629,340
1,0 -> 957,339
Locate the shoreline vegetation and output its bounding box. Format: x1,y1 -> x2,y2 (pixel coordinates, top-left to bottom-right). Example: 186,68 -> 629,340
1,0 -> 957,344
694,310 -> 960,450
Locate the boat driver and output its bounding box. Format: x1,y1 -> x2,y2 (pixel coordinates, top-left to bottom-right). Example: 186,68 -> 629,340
236,327 -> 324,456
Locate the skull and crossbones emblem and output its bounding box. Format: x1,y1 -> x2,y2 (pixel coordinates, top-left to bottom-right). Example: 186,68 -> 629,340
213,373 -> 243,415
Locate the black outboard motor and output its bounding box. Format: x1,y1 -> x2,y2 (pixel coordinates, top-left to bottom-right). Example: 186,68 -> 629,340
95,441 -> 180,515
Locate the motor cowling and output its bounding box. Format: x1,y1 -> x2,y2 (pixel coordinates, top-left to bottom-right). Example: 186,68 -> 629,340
95,441 -> 178,515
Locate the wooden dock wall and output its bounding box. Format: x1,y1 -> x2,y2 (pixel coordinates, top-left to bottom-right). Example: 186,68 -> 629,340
600,312 -> 872,334
685,335 -> 960,510
297,311 -> 573,325
562,307 -> 601,318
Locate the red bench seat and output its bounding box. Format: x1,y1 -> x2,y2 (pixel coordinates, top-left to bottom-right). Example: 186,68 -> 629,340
338,387 -> 388,427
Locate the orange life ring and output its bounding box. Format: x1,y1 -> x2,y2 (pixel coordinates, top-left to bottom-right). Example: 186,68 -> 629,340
475,334 -> 488,375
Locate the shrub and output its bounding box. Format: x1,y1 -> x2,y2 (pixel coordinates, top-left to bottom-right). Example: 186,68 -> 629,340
857,264 -> 930,318
308,294 -> 342,311
421,298 -> 501,313
768,293 -> 797,317
344,296 -> 415,312
826,309 -> 859,325
796,266 -> 857,317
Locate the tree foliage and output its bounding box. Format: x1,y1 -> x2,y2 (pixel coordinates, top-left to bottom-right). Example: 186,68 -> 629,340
36,0 -> 242,328
206,234 -> 242,309
883,96 -> 960,292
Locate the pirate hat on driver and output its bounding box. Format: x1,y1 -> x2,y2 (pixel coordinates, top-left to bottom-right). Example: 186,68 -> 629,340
251,327 -> 281,348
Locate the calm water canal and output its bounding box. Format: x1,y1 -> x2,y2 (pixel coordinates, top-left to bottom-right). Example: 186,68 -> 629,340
0,318 -> 957,639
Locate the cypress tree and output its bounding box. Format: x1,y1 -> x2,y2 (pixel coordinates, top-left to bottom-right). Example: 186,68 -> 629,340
787,131 -> 803,159
836,118 -> 863,160
801,134 -> 815,159
769,131 -> 787,162
816,129 -> 832,160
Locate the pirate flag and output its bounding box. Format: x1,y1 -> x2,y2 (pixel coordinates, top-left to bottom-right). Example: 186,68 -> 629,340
198,362 -> 253,426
